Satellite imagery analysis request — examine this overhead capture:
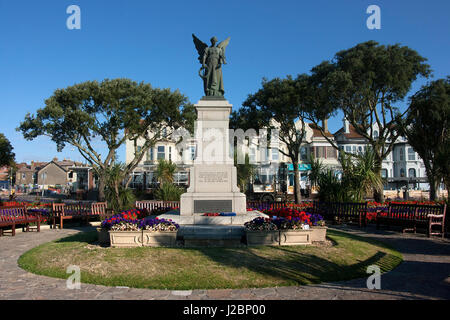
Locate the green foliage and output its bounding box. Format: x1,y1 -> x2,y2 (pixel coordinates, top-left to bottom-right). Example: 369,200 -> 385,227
154,182 -> 184,201
308,155 -> 324,188
308,41 -> 431,202
316,149 -> 383,203
105,186 -> 136,213
104,163 -> 136,212
155,159 -> 177,184
235,153 -> 254,193
401,78 -> 450,199
17,78 -> 193,201
238,75 -> 314,203
0,133 -> 15,167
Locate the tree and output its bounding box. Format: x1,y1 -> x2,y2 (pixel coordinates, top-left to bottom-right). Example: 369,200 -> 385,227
400,78 -> 450,200
316,149 -> 383,203
235,153 -> 254,193
0,133 -> 15,167
307,41 -> 431,202
18,78 -> 194,204
155,159 -> 177,184
104,162 -> 136,212
236,75 -> 311,204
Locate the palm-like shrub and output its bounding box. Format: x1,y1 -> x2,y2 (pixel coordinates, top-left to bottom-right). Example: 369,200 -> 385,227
104,163 -> 136,212
308,155 -> 324,189
155,159 -> 176,184
316,149 -> 383,203
154,182 -> 184,201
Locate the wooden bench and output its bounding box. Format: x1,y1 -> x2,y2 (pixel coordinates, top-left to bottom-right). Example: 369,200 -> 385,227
51,202 -> 109,229
313,201 -> 368,227
135,200 -> 179,212
376,203 -> 447,238
0,206 -> 41,236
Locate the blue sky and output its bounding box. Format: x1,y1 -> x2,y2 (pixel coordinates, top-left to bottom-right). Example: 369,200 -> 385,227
0,0 -> 449,164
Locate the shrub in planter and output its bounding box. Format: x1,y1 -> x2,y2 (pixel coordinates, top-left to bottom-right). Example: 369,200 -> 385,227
139,217 -> 179,247
139,217 -> 179,232
245,217 -> 279,246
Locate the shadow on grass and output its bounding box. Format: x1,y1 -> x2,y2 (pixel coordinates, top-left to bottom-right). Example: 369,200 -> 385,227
178,229 -> 403,286
55,230 -> 98,244
31,228 -> 402,290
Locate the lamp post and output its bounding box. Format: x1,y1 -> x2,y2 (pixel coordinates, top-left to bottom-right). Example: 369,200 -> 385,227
9,166 -> 13,196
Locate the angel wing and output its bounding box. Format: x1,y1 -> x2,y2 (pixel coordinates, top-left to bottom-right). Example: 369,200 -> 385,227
192,34 -> 208,64
217,37 -> 230,56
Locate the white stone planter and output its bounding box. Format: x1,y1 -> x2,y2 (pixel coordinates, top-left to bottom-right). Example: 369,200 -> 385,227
142,230 -> 177,247
109,231 -> 143,248
246,230 -> 279,246
310,226 -> 328,242
279,230 -> 312,245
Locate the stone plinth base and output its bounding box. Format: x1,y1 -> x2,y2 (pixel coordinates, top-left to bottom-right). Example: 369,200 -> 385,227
180,192 -> 246,216
158,210 -> 268,225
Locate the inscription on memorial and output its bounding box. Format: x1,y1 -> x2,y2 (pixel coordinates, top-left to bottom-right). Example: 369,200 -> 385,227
194,200 -> 232,213
198,171 -> 228,183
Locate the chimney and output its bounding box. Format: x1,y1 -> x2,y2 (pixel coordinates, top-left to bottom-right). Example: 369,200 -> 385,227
53,157 -> 58,162
322,119 -> 328,132
344,118 -> 350,134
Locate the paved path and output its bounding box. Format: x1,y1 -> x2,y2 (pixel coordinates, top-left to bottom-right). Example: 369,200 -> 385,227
0,225 -> 449,300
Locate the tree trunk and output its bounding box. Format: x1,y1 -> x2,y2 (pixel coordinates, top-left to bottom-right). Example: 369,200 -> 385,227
293,161 -> 302,204
114,182 -> 122,211
97,176 -> 106,202
425,165 -> 438,201
373,157 -> 384,203
428,176 -> 438,201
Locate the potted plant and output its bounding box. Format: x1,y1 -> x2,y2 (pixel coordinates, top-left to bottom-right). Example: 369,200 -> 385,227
101,212 -> 142,247
308,214 -> 328,243
139,217 -> 179,247
276,217 -> 312,246
245,217 -> 279,246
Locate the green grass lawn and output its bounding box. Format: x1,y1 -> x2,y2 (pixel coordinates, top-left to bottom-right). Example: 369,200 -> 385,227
18,229 -> 402,290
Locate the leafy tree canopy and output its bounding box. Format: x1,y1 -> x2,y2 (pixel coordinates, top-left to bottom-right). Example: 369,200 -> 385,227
18,78 -> 195,200
0,133 -> 15,167
401,77 -> 450,199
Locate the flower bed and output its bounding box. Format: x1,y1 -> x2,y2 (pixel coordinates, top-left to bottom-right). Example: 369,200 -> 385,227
244,213 -> 327,246
364,200 -> 445,223
202,212 -> 237,217
100,210 -> 179,247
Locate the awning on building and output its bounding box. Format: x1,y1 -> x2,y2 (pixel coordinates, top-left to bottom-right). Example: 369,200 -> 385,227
287,164 -> 312,171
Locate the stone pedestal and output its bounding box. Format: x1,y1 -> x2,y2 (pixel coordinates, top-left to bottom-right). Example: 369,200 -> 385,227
180,98 -> 247,215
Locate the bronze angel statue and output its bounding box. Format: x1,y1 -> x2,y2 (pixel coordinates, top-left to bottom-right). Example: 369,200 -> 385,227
192,34 -> 230,97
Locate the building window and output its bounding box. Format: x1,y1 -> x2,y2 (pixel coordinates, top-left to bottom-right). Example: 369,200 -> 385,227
147,148 -> 154,161
409,168 -> 416,178
136,146 -> 142,155
373,130 -> 379,139
315,146 -> 326,159
272,147 -> 279,161
399,148 -> 404,161
162,128 -> 167,138
22,173 -> 26,179
345,146 -> 351,153
300,147 -> 308,161
326,147 -> 337,159
381,169 -> 388,178
408,148 -> 415,161
249,147 -> 256,163
400,168 -> 405,177
157,146 -> 165,160
169,146 -> 172,162
189,146 -> 196,161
